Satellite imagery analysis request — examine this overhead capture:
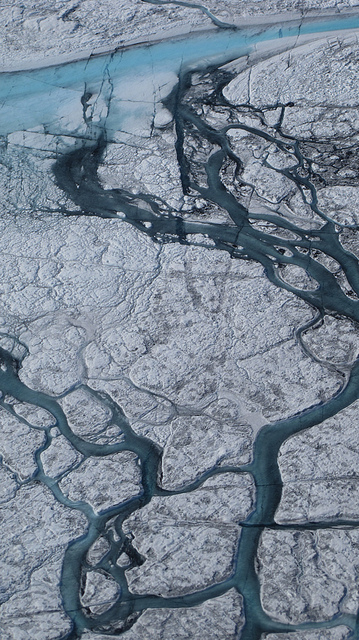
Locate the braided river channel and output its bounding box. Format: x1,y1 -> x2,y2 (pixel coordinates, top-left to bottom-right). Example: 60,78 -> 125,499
2,9 -> 359,640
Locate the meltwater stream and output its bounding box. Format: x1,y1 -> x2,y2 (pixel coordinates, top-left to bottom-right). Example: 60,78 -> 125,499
2,10 -> 359,640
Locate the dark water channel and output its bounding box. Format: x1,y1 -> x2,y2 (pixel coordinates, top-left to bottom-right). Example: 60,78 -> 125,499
2,12 -> 359,639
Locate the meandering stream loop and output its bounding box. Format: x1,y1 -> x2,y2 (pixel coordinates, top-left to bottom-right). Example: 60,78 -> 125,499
2,12 -> 359,639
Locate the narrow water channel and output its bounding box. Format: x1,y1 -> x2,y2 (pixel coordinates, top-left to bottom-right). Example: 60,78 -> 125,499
1,11 -> 359,639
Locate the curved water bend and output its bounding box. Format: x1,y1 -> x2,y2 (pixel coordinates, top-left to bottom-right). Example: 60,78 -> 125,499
2,10 -> 359,640
50,38 -> 359,640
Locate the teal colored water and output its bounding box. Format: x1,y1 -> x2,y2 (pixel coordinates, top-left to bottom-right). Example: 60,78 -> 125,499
1,13 -> 359,136
1,10 -> 359,640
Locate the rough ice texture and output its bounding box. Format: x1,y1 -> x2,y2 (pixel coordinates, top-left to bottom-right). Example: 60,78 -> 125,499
123,474 -> 252,596
259,529 -> 359,622
0,483 -> 86,603
261,630 -> 350,640
1,555 -> 73,640
81,589 -> 244,640
224,36 -> 359,111
277,401 -> 359,522
1,7 -> 359,640
40,433 -> 82,478
2,1 -> 359,70
0,408 -> 45,481
80,570 -> 120,615
59,452 -> 141,513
